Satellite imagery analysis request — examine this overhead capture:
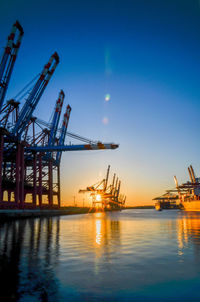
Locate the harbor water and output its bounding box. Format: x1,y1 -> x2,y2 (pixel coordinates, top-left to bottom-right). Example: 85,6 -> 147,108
1,209 -> 200,301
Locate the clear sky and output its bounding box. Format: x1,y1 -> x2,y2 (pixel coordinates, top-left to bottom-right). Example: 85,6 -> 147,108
1,0 -> 200,206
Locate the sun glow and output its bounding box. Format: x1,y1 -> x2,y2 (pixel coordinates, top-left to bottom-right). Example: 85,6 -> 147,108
96,194 -> 102,202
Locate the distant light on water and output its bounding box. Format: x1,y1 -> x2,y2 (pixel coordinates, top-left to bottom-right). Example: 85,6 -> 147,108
105,94 -> 111,102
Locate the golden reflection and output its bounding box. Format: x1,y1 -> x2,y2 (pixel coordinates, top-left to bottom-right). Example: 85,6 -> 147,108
94,213 -> 107,249
95,219 -> 102,245
59,212 -> 121,257
177,213 -> 200,255
94,212 -> 103,218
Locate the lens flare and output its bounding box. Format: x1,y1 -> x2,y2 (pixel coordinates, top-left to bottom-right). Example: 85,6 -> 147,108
102,117 -> 109,125
105,94 -> 111,102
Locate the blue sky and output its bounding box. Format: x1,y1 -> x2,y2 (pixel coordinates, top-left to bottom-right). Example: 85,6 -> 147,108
1,0 -> 200,205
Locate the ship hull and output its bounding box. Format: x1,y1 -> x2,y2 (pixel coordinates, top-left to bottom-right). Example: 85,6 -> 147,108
182,200 -> 200,211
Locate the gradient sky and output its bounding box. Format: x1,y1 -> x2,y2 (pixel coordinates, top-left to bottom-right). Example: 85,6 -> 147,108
1,0 -> 200,206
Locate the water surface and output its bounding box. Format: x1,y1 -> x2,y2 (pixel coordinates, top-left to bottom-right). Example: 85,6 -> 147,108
1,209 -> 200,301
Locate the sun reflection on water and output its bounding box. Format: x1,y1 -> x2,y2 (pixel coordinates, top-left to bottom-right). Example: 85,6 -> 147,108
176,212 -> 200,257
95,219 -> 102,246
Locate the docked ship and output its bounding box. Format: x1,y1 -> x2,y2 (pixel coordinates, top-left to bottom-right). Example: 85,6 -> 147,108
174,165 -> 200,211
181,200 -> 200,211
153,192 -> 180,211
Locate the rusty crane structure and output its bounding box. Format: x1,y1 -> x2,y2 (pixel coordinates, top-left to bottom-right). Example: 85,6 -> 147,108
0,21 -> 119,209
79,165 -> 126,209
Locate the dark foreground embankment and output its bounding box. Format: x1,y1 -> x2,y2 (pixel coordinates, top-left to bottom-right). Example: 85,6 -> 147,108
0,207 -> 93,221
0,207 -> 122,221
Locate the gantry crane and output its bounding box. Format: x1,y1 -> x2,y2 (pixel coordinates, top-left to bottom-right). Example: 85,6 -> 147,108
12,52 -> 59,138
0,21 -> 24,111
0,21 -> 119,209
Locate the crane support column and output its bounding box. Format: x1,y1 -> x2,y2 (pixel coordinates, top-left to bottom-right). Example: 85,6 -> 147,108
38,153 -> 43,206
15,143 -> 21,204
48,160 -> 53,206
0,134 -> 3,202
33,153 -> 37,206
57,165 -> 61,207
20,145 -> 25,205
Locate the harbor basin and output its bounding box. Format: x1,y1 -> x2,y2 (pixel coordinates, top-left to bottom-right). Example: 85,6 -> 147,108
0,209 -> 200,301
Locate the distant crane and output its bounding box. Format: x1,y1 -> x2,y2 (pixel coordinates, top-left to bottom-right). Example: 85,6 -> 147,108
153,165 -> 200,210
79,165 -> 125,209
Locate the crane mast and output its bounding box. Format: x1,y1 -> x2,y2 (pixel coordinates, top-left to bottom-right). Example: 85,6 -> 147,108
190,165 -> 196,183
111,173 -> 116,195
117,180 -> 121,199
0,21 -> 24,111
188,167 -> 194,184
104,165 -> 110,191
114,177 -> 119,196
48,90 -> 65,146
12,52 -> 59,138
56,104 -> 71,164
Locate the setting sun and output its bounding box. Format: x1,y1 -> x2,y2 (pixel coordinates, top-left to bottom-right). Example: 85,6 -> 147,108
96,194 -> 102,202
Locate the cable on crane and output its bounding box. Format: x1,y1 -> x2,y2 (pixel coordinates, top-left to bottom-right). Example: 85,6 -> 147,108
14,73 -> 40,101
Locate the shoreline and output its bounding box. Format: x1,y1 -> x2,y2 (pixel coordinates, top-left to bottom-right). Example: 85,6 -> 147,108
0,206 -> 155,221
0,207 -> 123,221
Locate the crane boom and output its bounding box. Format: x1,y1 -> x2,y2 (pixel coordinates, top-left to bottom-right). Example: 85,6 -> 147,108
0,21 -> 24,111
12,52 -> 59,137
26,142 -> 119,152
